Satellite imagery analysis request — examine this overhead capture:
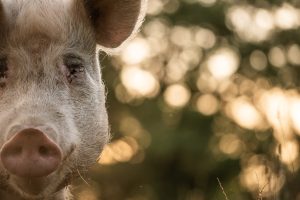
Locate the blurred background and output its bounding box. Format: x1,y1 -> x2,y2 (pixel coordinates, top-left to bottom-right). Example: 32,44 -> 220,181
76,0 -> 300,199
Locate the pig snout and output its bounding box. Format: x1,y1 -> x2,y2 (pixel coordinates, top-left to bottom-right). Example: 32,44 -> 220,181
0,128 -> 62,178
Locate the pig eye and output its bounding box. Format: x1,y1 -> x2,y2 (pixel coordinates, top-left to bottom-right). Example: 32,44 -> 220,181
0,58 -> 8,87
63,54 -> 85,83
0,58 -> 8,77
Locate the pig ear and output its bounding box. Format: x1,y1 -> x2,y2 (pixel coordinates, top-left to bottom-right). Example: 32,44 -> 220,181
85,0 -> 147,49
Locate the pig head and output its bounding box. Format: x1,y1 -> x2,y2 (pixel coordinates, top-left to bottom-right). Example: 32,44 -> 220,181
0,0 -> 146,199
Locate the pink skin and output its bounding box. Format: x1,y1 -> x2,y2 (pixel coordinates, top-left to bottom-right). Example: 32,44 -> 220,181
0,128 -> 62,178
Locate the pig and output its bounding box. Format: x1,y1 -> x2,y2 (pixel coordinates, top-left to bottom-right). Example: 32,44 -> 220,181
0,0 -> 147,199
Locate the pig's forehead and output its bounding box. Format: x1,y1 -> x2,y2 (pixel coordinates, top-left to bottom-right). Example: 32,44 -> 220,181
2,0 -> 74,25
2,0 -> 93,47
2,0 -> 74,10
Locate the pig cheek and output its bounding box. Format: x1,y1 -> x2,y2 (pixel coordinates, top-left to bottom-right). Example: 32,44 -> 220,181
74,105 -> 108,164
0,102 -> 14,148
76,115 -> 104,162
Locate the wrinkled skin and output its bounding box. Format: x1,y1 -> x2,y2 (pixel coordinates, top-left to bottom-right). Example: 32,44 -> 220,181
0,0 -> 146,199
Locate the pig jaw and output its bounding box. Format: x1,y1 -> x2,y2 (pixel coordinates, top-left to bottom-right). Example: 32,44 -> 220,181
0,188 -> 67,200
0,97 -> 108,199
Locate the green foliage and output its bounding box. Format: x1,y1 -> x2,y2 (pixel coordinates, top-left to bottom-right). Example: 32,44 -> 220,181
76,1 -> 300,199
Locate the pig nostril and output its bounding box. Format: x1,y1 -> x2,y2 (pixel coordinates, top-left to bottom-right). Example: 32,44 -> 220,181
38,146 -> 49,156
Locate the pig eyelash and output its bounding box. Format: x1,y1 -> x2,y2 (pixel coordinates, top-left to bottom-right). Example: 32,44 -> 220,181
66,64 -> 84,83
63,54 -> 85,83
0,58 -> 7,77
0,58 -> 8,87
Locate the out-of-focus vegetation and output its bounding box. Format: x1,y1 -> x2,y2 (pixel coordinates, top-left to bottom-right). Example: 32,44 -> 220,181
76,0 -> 300,199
